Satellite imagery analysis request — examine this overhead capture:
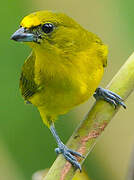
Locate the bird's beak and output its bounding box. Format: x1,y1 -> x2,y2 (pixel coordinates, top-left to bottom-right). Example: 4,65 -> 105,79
11,27 -> 35,42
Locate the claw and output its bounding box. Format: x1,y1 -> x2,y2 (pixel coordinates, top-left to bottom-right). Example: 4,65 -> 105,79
64,154 -> 82,172
64,151 -> 77,161
94,87 -> 126,109
50,125 -> 83,172
108,91 -> 123,100
118,101 -> 126,109
68,149 -> 85,158
55,144 -> 83,171
76,163 -> 82,172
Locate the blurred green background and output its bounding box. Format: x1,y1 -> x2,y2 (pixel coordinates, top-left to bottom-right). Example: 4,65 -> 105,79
0,0 -> 134,179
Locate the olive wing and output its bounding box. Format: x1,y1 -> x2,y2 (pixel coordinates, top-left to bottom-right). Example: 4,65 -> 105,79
20,51 -> 38,100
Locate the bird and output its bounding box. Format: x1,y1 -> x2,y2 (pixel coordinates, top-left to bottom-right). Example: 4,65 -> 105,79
11,10 -> 126,171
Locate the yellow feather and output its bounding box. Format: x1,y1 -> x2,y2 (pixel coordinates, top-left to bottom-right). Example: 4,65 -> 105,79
19,11 -> 108,127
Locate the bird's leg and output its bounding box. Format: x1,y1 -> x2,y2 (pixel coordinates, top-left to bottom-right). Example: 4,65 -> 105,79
94,87 -> 126,109
50,124 -> 84,171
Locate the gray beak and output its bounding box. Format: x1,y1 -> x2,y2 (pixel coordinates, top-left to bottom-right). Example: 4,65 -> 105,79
11,27 -> 35,42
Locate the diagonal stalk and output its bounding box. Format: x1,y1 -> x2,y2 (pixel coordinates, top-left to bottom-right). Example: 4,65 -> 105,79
43,52 -> 134,180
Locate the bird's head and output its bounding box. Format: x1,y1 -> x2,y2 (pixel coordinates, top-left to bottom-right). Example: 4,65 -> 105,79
11,11 -> 91,53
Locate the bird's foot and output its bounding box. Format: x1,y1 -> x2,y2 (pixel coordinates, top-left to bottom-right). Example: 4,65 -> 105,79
55,143 -> 84,172
94,87 -> 126,109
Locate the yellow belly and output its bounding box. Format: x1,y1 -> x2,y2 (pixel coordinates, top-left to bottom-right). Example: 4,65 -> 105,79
28,48 -> 105,126
30,63 -> 104,116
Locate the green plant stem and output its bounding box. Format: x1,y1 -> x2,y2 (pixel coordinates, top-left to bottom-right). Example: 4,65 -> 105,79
43,52 -> 134,180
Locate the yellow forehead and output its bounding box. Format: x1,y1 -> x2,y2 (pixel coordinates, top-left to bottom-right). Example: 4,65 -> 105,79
21,13 -> 42,28
20,10 -> 79,29
20,11 -> 60,28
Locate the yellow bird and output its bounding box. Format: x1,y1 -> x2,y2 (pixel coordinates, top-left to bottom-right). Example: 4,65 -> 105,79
11,10 -> 125,171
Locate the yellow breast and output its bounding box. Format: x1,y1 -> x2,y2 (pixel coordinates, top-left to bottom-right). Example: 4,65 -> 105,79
29,44 -> 104,117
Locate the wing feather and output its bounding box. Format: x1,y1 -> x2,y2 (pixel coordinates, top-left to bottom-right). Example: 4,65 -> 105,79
19,51 -> 38,100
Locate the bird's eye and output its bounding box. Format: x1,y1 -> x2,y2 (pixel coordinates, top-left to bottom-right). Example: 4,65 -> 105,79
42,23 -> 54,34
